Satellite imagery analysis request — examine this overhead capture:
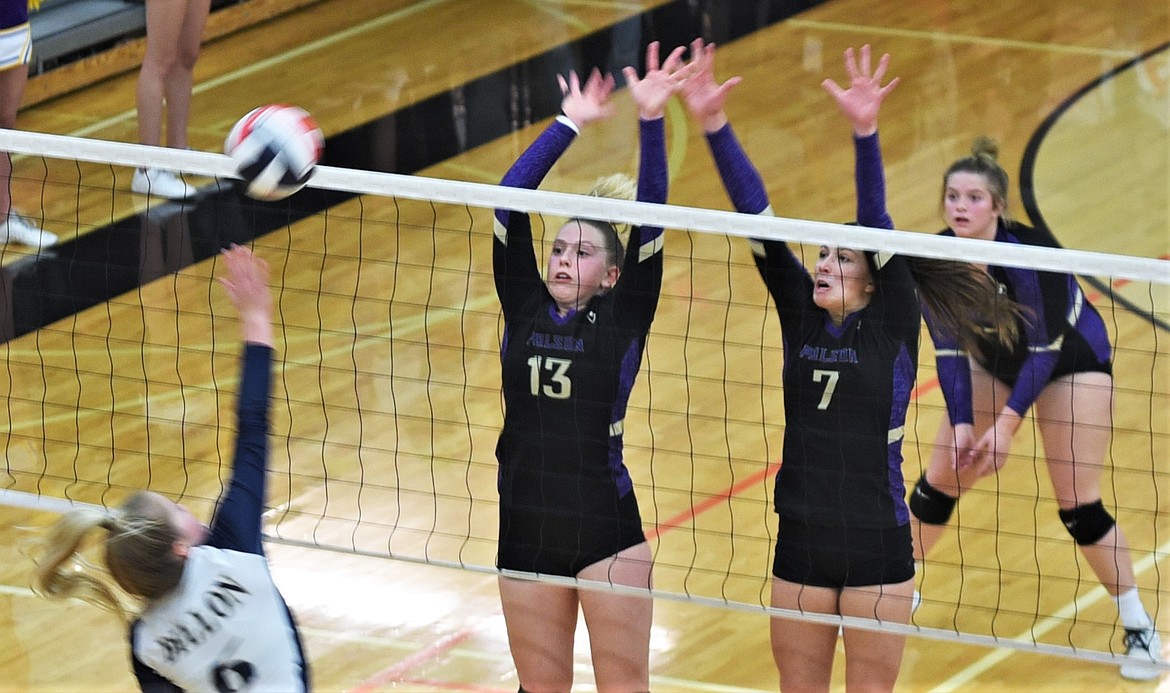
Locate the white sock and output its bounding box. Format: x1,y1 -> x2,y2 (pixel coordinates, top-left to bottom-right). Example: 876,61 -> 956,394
1115,588 -> 1153,630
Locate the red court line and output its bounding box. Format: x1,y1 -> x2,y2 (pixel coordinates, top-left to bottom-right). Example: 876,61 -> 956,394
647,374 -> 944,541
348,629 -> 473,693
651,268 -> 1138,539
362,275 -> 1139,689
644,461 -> 782,541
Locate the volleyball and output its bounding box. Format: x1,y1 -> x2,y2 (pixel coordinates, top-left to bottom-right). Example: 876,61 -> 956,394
224,104 -> 324,201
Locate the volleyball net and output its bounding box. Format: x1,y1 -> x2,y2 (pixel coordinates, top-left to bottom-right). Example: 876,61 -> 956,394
0,129 -> 1166,670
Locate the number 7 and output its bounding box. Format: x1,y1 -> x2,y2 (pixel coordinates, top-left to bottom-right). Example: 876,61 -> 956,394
812,369 -> 839,410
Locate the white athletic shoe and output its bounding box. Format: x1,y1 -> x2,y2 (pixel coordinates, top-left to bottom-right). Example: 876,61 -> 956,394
0,213 -> 57,248
132,167 -> 198,199
1120,628 -> 1163,680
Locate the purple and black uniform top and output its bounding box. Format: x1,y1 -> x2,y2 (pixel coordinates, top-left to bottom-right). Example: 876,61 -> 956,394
928,221 -> 1112,425
491,115 -> 666,524
707,124 -> 917,529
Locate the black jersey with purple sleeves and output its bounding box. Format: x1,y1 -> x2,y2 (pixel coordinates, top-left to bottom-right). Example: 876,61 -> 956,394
758,250 -> 919,529
492,116 -> 665,520
706,126 -> 918,530
928,220 -> 1112,425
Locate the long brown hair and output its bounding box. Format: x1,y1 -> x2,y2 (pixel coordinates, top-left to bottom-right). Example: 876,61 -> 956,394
908,256 -> 1023,353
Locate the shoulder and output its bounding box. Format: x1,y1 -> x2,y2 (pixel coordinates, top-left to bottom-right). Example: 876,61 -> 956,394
999,220 -> 1060,248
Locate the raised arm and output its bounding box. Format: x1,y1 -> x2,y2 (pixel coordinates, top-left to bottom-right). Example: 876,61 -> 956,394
612,41 -> 684,322
680,39 -> 765,214
496,69 -> 615,198
623,40 -> 685,210
822,44 -> 899,229
207,245 -> 274,555
493,70 -> 616,310
681,38 -> 808,317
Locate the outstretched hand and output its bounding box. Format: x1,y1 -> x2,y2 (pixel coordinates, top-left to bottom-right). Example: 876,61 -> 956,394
679,38 -> 742,133
821,45 -> 899,137
558,68 -> 616,129
219,244 -> 273,346
622,41 -> 691,120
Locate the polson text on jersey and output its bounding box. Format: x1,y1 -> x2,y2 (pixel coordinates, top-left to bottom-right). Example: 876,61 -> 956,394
527,332 -> 586,353
798,345 -> 860,364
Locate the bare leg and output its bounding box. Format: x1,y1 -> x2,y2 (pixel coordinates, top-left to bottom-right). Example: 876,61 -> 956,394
498,576 -> 578,693
164,0 -> 211,149
139,0 -> 207,148
911,360 -> 1006,560
0,63 -> 28,218
770,578 -> 839,693
578,541 -> 653,692
840,580 -> 913,692
1035,372 -> 1137,596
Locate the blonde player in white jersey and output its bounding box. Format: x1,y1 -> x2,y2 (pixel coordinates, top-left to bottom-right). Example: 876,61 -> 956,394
36,244 -> 309,692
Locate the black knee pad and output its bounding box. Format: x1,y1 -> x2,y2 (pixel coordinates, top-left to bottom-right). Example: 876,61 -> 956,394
1058,500 -> 1115,546
909,474 -> 957,525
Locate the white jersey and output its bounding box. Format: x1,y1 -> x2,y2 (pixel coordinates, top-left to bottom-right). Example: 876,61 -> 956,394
131,545 -> 306,692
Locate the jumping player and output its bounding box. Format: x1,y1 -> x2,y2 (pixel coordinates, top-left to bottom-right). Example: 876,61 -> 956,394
491,42 -> 686,692
909,137 -> 1164,681
36,245 -> 309,691
681,40 -> 1015,691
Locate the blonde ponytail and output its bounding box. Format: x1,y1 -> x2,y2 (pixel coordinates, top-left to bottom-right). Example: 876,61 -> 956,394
34,491 -> 185,617
34,507 -> 130,619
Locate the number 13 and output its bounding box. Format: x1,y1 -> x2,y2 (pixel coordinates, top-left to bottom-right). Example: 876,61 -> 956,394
528,355 -> 572,399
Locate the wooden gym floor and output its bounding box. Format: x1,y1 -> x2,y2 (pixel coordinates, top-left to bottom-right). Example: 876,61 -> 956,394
0,0 -> 1167,690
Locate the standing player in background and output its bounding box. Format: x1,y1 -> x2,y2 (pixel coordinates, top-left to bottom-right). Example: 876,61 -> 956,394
491,42 -> 684,692
131,0 -> 210,200
0,0 -> 56,247
908,139 -> 1164,680
682,40 -> 1016,691
35,244 -> 310,692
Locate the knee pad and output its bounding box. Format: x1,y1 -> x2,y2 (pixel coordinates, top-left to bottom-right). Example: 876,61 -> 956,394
909,474 -> 957,525
1058,500 -> 1115,546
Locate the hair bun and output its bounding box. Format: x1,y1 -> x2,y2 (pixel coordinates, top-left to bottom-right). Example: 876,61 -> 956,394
971,136 -> 999,161
587,173 -> 636,201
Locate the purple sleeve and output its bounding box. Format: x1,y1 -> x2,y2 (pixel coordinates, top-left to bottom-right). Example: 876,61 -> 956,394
614,117 -> 667,327
705,123 -> 771,215
494,117 -> 577,225
923,305 -> 975,425
704,124 -> 812,323
207,343 -> 273,555
936,355 -> 974,425
492,118 -> 577,311
0,2 -> 28,28
1002,265 -> 1059,417
636,118 -> 666,227
854,133 -> 893,230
